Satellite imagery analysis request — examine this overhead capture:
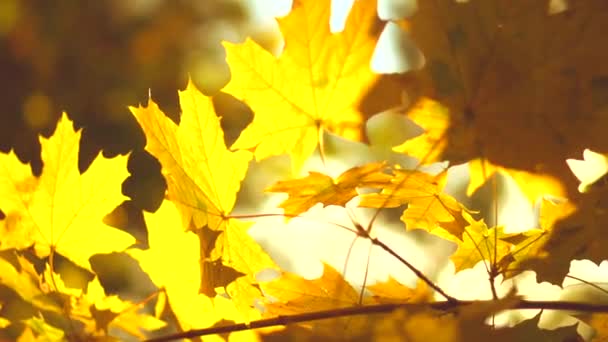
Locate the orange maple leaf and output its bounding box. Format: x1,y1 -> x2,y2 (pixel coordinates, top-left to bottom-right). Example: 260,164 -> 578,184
266,162 -> 392,218
359,169 -> 469,241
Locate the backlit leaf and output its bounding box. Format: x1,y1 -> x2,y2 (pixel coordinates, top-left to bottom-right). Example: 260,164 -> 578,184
393,0 -> 608,199
517,191 -> 608,284
0,113 -> 134,271
367,278 -> 432,304
224,0 -> 382,169
450,213 -> 514,272
0,255 -> 61,314
130,80 -> 277,279
359,169 -> 469,241
261,263 -> 358,315
128,200 -> 216,330
266,162 -> 392,218
130,80 -> 251,231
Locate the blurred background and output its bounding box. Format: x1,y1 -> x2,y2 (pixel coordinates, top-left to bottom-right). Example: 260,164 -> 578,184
0,0 -> 291,235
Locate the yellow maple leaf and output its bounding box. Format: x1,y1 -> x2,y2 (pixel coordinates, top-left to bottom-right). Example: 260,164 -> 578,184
128,200 -> 216,330
0,113 -> 134,271
261,263 -> 359,316
367,278 -> 432,304
359,169 -> 469,241
391,0 -> 608,199
130,80 -> 276,277
130,80 -> 251,231
449,213 -> 514,272
261,263 -> 369,338
266,162 -> 392,218
223,0 -> 381,169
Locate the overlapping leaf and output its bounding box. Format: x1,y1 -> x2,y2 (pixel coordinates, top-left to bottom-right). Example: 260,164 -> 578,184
359,169 -> 469,241
367,278 -> 432,304
0,114 -> 134,270
0,255 -> 61,314
392,0 -> 608,199
512,193 -> 608,284
223,0 -> 382,169
493,151 -> 608,284
261,263 -> 369,338
0,253 -> 162,340
261,263 -> 359,316
130,80 -> 276,278
266,162 -> 392,217
449,214 -> 514,273
130,80 -> 251,231
128,200 -> 217,330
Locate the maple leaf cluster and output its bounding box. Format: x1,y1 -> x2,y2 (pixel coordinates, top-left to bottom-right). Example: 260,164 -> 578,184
1,0 -> 608,341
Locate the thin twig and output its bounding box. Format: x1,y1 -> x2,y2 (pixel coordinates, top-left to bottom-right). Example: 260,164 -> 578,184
367,234 -> 457,303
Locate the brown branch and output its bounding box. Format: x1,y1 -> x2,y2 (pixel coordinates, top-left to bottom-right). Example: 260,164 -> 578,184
143,299 -> 608,342
366,235 -> 457,303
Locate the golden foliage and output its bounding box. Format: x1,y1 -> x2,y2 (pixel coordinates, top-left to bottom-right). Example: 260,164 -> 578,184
224,0 -> 382,169
1,0 -> 607,340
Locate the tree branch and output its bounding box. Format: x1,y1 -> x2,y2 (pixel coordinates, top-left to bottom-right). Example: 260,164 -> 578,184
143,299 -> 608,342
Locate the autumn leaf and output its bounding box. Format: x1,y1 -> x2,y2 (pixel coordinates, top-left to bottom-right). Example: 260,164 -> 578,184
0,250 -> 162,340
261,263 -> 359,316
496,151 -> 608,284
84,277 -> 166,339
0,254 -> 61,314
130,201 -> 261,330
392,97 -> 451,164
130,80 -> 251,231
0,113 -> 134,271
23,316 -> 65,342
367,278 -> 432,304
223,0 -> 382,169
128,200 -> 217,330
45,268 -> 164,340
515,191 -> 608,284
261,263 -> 369,338
130,80 -> 277,278
266,162 -> 392,218
450,213 -> 514,272
392,0 -> 608,199
373,308 -> 459,342
359,169 -> 469,241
